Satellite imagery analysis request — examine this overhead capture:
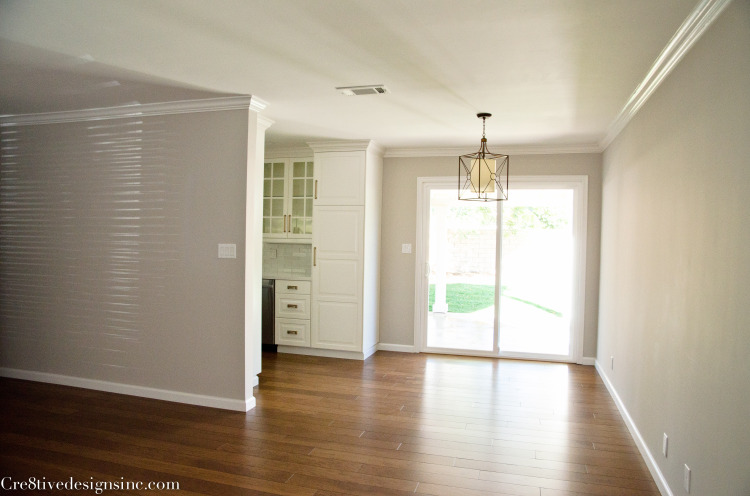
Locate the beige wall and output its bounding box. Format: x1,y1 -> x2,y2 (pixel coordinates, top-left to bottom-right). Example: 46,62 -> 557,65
0,109 -> 255,407
379,153 -> 602,358
597,1 -> 750,494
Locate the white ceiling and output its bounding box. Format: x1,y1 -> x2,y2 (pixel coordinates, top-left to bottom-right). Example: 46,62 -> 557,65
0,0 -> 700,151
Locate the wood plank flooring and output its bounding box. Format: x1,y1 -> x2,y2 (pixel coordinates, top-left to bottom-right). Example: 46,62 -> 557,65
0,351 -> 659,495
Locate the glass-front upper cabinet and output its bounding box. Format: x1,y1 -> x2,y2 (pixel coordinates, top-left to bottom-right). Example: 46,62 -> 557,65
263,158 -> 313,240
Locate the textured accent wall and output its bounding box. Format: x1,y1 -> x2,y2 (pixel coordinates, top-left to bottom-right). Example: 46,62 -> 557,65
0,109 -> 252,405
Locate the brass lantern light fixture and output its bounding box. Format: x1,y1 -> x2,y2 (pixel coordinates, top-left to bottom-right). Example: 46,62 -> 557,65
458,113 -> 509,201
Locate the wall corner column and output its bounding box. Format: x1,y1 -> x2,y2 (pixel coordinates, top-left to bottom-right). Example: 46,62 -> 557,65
244,97 -> 272,410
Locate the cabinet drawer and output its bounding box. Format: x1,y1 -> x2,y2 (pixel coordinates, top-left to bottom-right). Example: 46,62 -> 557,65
275,318 -> 310,347
275,294 -> 310,319
276,279 -> 311,295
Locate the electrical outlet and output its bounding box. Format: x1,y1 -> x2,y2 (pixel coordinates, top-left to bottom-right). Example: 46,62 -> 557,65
684,464 -> 691,493
611,356 -> 614,370
662,433 -> 668,457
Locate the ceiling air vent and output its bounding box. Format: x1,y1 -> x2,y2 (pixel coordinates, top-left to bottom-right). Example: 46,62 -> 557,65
336,85 -> 389,96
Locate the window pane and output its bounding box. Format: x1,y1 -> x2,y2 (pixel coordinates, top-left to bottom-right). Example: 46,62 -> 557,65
292,179 -> 304,197
292,199 -> 304,217
272,179 -> 284,197
293,162 -> 305,177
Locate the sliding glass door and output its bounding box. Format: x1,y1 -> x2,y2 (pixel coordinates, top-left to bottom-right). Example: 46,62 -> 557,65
415,176 -> 587,362
425,188 -> 498,352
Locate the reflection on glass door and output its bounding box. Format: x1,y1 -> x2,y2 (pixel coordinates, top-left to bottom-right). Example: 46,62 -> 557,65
499,188 -> 574,356
425,189 -> 496,352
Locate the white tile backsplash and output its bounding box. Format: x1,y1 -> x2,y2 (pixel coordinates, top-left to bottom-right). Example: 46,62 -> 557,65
263,243 -> 312,279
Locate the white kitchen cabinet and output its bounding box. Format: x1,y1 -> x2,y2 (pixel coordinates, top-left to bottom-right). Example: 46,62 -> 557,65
263,158 -> 314,240
275,279 -> 311,347
307,140 -> 383,359
313,151 -> 365,206
311,205 -> 363,351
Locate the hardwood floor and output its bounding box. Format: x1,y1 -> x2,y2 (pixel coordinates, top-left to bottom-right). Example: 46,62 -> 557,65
0,351 -> 659,495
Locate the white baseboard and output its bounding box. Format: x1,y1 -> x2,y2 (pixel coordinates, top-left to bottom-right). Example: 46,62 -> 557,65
377,343 -> 417,353
0,367 -> 254,412
579,356 -> 596,366
277,345 -> 368,360
594,361 -> 672,496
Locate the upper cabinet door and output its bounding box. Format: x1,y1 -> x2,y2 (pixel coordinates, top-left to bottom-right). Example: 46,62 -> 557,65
263,160 -> 288,237
314,152 -> 366,206
263,158 -> 314,240
288,160 -> 314,237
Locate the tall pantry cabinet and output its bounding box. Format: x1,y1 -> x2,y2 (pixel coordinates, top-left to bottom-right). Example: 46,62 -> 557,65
308,140 -> 383,359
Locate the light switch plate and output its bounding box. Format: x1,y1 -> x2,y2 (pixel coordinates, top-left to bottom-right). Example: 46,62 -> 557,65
218,243 -> 236,259
401,243 -> 412,254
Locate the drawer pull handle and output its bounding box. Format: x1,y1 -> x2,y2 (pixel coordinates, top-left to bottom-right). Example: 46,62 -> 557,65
314,180 -> 318,200
287,330 -> 298,335
287,285 -> 298,290
287,304 -> 298,309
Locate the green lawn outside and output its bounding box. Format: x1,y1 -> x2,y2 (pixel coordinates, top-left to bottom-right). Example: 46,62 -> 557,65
428,283 -> 562,316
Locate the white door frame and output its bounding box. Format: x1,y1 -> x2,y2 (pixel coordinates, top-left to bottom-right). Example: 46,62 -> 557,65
413,175 -> 588,363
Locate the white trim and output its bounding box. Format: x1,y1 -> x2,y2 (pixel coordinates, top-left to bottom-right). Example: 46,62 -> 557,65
257,115 -> 275,131
595,361 -> 673,496
413,175 -> 588,363
0,95 -> 265,127
579,356 -> 596,366
276,345 -> 375,360
600,0 -> 732,149
265,146 -> 314,158
377,343 -> 417,353
0,367 -> 254,412
307,140 -> 384,156
386,143 -> 602,158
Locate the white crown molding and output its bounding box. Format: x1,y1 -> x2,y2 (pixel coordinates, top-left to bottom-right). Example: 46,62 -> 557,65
265,146 -> 314,158
384,143 -> 602,158
600,0 -> 733,149
307,139 -> 384,156
257,114 -> 275,131
0,95 -> 266,127
248,96 -> 268,113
